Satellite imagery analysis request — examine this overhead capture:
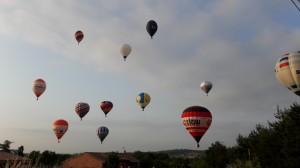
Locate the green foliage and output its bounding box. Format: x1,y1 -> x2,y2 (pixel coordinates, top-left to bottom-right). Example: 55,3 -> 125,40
204,141 -> 228,168
27,150 -> 73,167
106,152 -> 120,168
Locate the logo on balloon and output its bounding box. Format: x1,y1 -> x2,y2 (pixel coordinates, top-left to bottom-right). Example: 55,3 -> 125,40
182,118 -> 201,126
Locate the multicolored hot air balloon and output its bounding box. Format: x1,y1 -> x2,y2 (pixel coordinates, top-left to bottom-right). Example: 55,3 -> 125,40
275,51 -> 300,97
120,44 -> 132,61
75,31 -> 84,44
146,20 -> 158,39
136,92 -> 151,111
32,79 -> 46,100
75,102 -> 90,121
97,126 -> 109,144
181,106 -> 212,148
53,119 -> 68,143
100,101 -> 113,117
200,81 -> 212,96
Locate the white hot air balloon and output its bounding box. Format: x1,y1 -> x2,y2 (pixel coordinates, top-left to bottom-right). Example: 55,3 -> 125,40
200,81 -> 212,96
275,51 -> 300,97
119,44 -> 132,61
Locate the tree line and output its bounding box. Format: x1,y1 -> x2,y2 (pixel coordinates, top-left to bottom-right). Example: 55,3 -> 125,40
23,103 -> 300,167
133,103 -> 300,168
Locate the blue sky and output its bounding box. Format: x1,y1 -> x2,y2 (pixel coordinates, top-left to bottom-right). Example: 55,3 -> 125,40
0,0 -> 300,154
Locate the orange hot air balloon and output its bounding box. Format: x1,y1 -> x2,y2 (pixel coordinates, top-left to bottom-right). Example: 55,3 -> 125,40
53,119 -> 68,143
75,31 -> 84,44
181,106 -> 212,147
32,79 -> 46,100
100,101 -> 113,117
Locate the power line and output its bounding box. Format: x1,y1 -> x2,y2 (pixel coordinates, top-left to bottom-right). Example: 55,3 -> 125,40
291,0 -> 300,12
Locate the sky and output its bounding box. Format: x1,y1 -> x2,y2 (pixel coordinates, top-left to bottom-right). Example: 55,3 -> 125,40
0,0 -> 300,154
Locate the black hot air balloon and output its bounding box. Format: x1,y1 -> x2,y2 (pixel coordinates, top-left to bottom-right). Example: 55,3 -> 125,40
146,20 -> 158,39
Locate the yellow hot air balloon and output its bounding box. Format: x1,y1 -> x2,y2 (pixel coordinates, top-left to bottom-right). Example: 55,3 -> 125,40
136,92 -> 151,111
275,51 -> 300,96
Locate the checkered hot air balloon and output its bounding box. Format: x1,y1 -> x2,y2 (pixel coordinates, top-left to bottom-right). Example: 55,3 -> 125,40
32,79 -> 46,100
181,106 -> 212,148
275,51 -> 300,97
100,101 -> 113,117
75,102 -> 90,121
53,119 -> 68,143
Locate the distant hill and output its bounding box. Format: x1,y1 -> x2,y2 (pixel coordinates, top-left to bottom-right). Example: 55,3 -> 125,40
154,149 -> 206,158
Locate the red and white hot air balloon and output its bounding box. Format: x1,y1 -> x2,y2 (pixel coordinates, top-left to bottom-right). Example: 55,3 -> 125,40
53,119 -> 68,143
181,106 -> 212,147
32,79 -> 46,100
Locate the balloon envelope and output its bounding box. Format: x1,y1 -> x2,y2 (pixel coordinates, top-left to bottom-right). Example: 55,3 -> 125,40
275,51 -> 300,96
136,92 -> 151,111
53,119 -> 68,143
100,101 -> 113,117
200,81 -> 212,96
75,102 -> 90,121
75,31 -> 84,44
119,44 -> 132,61
32,79 -> 46,100
97,126 -> 109,144
146,20 -> 158,39
181,106 -> 212,147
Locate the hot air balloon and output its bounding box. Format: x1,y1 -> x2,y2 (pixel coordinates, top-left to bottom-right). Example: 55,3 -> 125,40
97,126 -> 109,144
75,31 -> 84,44
200,81 -> 212,96
181,106 -> 212,148
136,92 -> 151,111
32,79 -> 46,100
53,119 -> 68,143
146,20 -> 158,39
275,51 -> 300,97
75,102 -> 90,121
100,101 -> 113,117
119,44 -> 132,61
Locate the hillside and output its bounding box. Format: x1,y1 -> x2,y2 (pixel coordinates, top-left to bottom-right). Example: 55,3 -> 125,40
155,149 -> 206,158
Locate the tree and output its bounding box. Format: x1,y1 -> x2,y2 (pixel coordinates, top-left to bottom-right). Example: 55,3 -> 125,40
268,103 -> 300,168
204,141 -> 228,168
17,146 -> 24,156
106,152 -> 119,168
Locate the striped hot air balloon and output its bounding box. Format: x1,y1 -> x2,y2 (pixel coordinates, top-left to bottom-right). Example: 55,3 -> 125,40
100,101 -> 113,117
275,51 -> 300,97
75,31 -> 84,44
32,79 -> 46,100
75,102 -> 90,121
97,126 -> 109,144
181,106 -> 212,148
53,119 -> 68,143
